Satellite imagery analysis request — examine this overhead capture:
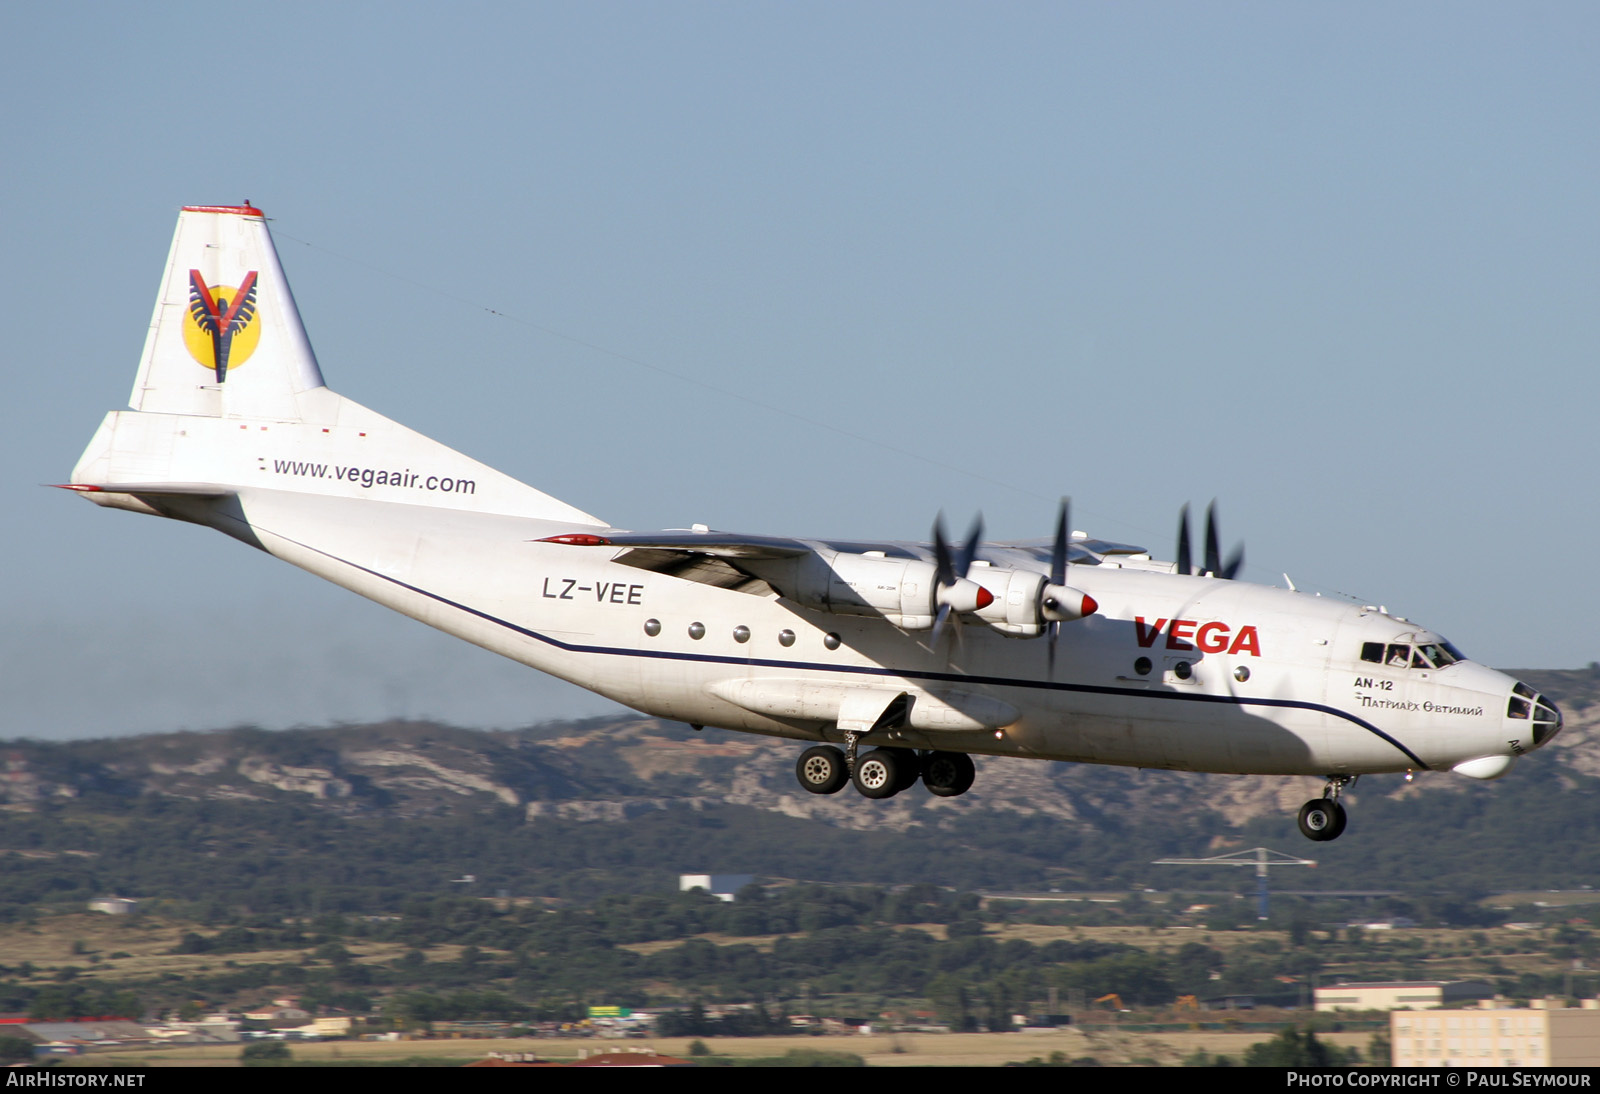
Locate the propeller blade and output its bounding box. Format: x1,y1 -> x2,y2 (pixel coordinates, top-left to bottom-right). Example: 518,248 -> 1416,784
1049,499 -> 1068,676
940,518 -> 979,652
1204,501 -> 1223,578
931,513 -> 955,588
1222,545 -> 1245,581
1050,497 -> 1069,587
930,513 -> 991,645
1176,503 -> 1193,576
956,515 -> 984,576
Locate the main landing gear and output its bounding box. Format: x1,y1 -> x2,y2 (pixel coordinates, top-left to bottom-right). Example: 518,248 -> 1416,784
794,735 -> 976,801
1297,776 -> 1354,842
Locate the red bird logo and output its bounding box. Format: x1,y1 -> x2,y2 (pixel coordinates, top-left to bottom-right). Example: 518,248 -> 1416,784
187,269 -> 259,382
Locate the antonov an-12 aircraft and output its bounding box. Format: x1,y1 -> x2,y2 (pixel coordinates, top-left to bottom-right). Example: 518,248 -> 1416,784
64,204 -> 1564,842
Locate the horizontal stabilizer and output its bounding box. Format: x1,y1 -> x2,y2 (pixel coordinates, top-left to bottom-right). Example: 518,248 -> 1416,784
55,482 -> 233,498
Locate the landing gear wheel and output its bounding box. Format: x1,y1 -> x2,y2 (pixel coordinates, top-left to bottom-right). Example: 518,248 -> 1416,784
795,745 -> 848,795
892,750 -> 923,794
1323,799 -> 1347,841
1297,798 -> 1347,842
923,751 -> 976,797
852,749 -> 903,800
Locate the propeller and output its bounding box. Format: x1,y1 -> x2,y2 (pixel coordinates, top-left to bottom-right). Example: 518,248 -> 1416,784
1176,501 -> 1244,579
1045,498 -> 1069,676
930,513 -> 990,643
1039,497 -> 1100,676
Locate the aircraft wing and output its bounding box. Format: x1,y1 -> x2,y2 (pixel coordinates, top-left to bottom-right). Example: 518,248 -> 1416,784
550,527 -> 1145,600
566,531 -> 812,595
990,535 -> 1150,559
585,530 -> 814,559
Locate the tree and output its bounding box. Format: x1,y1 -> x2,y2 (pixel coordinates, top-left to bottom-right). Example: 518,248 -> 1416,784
241,1040 -> 291,1064
1243,1026 -> 1356,1067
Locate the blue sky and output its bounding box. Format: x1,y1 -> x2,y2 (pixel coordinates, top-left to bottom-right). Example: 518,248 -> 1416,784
4,3 -> 1597,738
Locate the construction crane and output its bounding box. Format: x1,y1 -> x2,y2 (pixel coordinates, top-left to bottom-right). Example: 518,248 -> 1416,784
1152,847 -> 1316,921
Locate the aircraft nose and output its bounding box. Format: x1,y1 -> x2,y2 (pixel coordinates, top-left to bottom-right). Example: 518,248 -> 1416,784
1507,680 -> 1563,748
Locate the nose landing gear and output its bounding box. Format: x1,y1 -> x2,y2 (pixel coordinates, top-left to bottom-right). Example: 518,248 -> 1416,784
1297,776 -> 1354,842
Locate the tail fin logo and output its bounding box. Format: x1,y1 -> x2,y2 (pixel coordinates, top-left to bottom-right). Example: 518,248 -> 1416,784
184,270 -> 260,382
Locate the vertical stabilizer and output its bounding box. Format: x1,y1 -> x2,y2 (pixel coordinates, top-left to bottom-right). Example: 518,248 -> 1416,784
130,204 -> 327,421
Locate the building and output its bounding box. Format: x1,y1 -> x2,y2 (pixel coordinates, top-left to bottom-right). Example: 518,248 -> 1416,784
1315,980 -> 1494,1012
678,874 -> 754,902
243,999 -> 310,1024
1392,998 -> 1600,1067
312,1016 -> 352,1037
87,897 -> 138,915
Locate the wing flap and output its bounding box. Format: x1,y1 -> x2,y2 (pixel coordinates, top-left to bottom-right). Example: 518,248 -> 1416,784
612,548 -> 776,595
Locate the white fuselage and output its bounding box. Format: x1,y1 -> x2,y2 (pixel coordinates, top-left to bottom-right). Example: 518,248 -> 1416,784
159,484 -> 1533,779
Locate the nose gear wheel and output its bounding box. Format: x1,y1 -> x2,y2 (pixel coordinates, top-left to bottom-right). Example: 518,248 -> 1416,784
1297,776 -> 1354,841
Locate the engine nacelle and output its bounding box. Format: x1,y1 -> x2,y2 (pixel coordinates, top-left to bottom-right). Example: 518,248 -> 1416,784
781,550 -> 989,629
743,551 -> 1087,634
967,563 -> 1098,637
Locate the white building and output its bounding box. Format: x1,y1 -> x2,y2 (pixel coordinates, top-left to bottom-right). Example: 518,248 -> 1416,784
1316,980 -> 1493,1012
1392,998 -> 1600,1067
87,897 -> 138,915
679,874 -> 754,902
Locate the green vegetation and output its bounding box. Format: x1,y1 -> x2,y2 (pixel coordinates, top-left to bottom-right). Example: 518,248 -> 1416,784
1241,1026 -> 1359,1067
695,1049 -> 866,1067
0,671 -> 1595,1052
241,1040 -> 292,1064
1007,1051 -> 1102,1067
0,1037 -> 35,1064
0,883 -> 1593,1037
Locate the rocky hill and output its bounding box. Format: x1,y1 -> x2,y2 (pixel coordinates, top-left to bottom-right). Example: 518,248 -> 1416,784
5,666 -> 1597,847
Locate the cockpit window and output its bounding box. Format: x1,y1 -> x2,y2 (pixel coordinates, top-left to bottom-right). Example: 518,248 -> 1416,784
1415,644 -> 1458,668
1364,639 -> 1463,670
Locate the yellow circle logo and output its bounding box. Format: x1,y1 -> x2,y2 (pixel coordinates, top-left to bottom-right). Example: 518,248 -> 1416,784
184,269 -> 261,379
